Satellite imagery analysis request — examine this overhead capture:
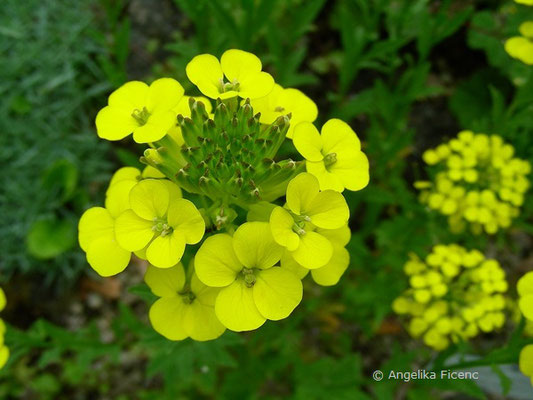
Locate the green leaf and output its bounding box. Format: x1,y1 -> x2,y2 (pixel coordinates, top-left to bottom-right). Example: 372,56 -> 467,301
26,217 -> 76,259
41,159 -> 79,204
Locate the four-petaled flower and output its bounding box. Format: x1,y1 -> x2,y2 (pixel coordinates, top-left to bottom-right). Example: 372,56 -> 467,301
115,179 -> 204,268
270,173 -> 349,269
293,119 -> 369,192
195,222 -> 303,332
186,49 -> 274,100
96,78 -> 184,143
145,263 -> 226,341
249,84 -> 317,139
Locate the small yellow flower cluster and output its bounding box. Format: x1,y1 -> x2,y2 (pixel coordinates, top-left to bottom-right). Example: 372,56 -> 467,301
505,21 -> 533,65
0,288 -> 8,369
81,49 -> 369,341
517,272 -> 533,385
417,131 -> 530,234
393,245 -> 508,350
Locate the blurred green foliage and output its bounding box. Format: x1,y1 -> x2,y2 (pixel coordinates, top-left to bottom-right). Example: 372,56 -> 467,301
1,0 -> 533,398
0,0 -> 115,284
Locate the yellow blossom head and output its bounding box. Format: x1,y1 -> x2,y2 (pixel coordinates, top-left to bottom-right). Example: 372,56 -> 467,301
518,272 -> 533,322
0,288 -> 7,369
393,245 -> 508,350
294,119 -> 369,192
520,345 -> 533,385
417,131 -> 530,234
96,78 -> 184,143
186,49 -> 274,100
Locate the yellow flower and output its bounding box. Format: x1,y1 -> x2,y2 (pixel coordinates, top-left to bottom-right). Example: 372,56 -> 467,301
145,263 -> 225,341
96,78 -> 184,143
518,272 -> 533,321
281,225 -> 351,286
194,222 -> 302,332
269,173 -> 349,269
418,132 -> 530,234
115,179 -> 203,268
0,288 -> 8,369
186,49 -> 274,100
520,345 -> 533,385
393,245 -> 508,350
505,22 -> 533,65
249,84 -> 317,139
293,119 -> 369,192
515,0 -> 533,5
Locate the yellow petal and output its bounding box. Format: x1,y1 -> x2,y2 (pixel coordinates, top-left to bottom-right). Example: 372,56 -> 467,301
249,84 -> 283,124
146,232 -> 186,269
505,37 -> 533,65
0,288 -> 6,312
233,222 -> 283,269
253,267 -> 303,320
78,207 -> 114,252
291,231 -> 333,269
238,71 -> 275,99
518,272 -> 533,296
293,122 -> 323,162
519,294 -> 533,321
195,234 -> 242,287
321,119 -> 361,154
141,165 -> 166,179
269,207 -> 300,251
144,263 -> 185,297
167,199 -> 205,244
0,346 -> 9,369
160,179 -> 182,202
86,235 -> 131,277
286,173 -> 319,215
215,280 -> 266,332
306,161 -> 344,192
173,95 -> 213,116
109,167 -> 141,187
280,251 -> 309,279
149,297 -> 188,341
221,49 -> 262,83
329,150 -> 369,191
132,110 -> 176,143
114,209 -> 155,251
519,21 -> 533,39
183,301 -> 226,341
316,225 -> 351,247
129,179 -> 169,220
311,245 -> 349,286
105,180 -> 136,218
108,81 -> 149,110
519,345 -> 533,378
95,106 -> 138,141
306,190 -> 349,229
186,54 -> 223,99
191,273 -> 220,306
283,89 -> 318,139
147,78 -> 184,113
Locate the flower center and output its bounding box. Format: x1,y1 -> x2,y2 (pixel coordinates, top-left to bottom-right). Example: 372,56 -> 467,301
220,79 -> 240,93
180,290 -> 196,304
152,219 -> 173,236
131,107 -> 151,126
324,152 -> 337,168
242,267 -> 256,288
292,221 -> 306,236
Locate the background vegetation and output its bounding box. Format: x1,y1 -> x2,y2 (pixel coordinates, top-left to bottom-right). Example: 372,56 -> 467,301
0,0 -> 532,398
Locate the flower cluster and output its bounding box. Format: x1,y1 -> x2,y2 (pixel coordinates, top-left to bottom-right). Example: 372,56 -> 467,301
505,21 -> 533,65
518,272 -> 533,384
0,287 -> 8,369
393,244 -> 508,350
79,49 -> 369,340
416,131 -> 530,234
